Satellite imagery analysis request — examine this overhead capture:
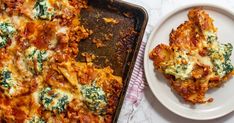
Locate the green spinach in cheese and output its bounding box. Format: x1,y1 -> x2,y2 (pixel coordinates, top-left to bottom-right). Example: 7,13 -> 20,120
206,32 -> 234,78
0,68 -> 19,96
0,69 -> 12,88
33,0 -> 54,20
39,87 -> 72,113
26,116 -> 45,123
25,46 -> 50,73
164,50 -> 194,80
81,84 -> 107,115
0,23 -> 16,48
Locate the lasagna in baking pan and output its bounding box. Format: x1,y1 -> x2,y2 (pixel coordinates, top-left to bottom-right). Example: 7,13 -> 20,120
0,0 -> 123,122
149,8 -> 234,104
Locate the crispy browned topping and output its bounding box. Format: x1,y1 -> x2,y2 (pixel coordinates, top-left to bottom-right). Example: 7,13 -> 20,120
150,8 -> 233,104
0,0 -> 123,122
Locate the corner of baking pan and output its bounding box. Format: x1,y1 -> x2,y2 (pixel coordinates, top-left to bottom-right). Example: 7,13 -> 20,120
111,1 -> 148,123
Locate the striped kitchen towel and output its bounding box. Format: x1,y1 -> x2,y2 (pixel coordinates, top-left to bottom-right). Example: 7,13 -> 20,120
125,42 -> 146,104
118,41 -> 147,122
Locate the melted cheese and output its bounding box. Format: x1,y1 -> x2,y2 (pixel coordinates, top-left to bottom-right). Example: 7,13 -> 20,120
165,51 -> 195,80
149,8 -> 234,104
25,116 -> 45,123
39,87 -> 73,113
33,0 -> 55,20
25,46 -> 53,73
81,84 -> 107,115
0,66 -> 22,97
196,55 -> 213,67
57,27 -> 68,34
204,31 -> 233,78
0,22 -> 16,48
0,1 -> 123,122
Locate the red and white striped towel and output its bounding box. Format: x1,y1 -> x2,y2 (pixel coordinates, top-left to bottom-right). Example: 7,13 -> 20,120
125,42 -> 146,104
118,42 -> 147,122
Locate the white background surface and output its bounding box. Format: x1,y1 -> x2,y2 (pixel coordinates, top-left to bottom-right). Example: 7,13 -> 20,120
119,0 -> 234,123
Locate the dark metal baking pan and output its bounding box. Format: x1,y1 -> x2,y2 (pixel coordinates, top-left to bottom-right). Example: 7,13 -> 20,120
78,0 -> 148,122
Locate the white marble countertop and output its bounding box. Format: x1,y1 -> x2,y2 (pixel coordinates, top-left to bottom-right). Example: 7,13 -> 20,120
118,0 -> 234,123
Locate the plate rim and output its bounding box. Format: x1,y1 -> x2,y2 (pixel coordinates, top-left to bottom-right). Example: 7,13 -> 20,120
144,3 -> 234,120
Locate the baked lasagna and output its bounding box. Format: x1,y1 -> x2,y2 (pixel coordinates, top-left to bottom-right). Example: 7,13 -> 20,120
0,0 -> 122,122
149,8 -> 234,104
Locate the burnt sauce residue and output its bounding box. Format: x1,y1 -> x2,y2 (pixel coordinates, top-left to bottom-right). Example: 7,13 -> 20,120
78,2 -> 138,76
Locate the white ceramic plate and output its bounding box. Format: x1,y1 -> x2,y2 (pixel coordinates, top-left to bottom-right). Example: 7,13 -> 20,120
144,3 -> 234,120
